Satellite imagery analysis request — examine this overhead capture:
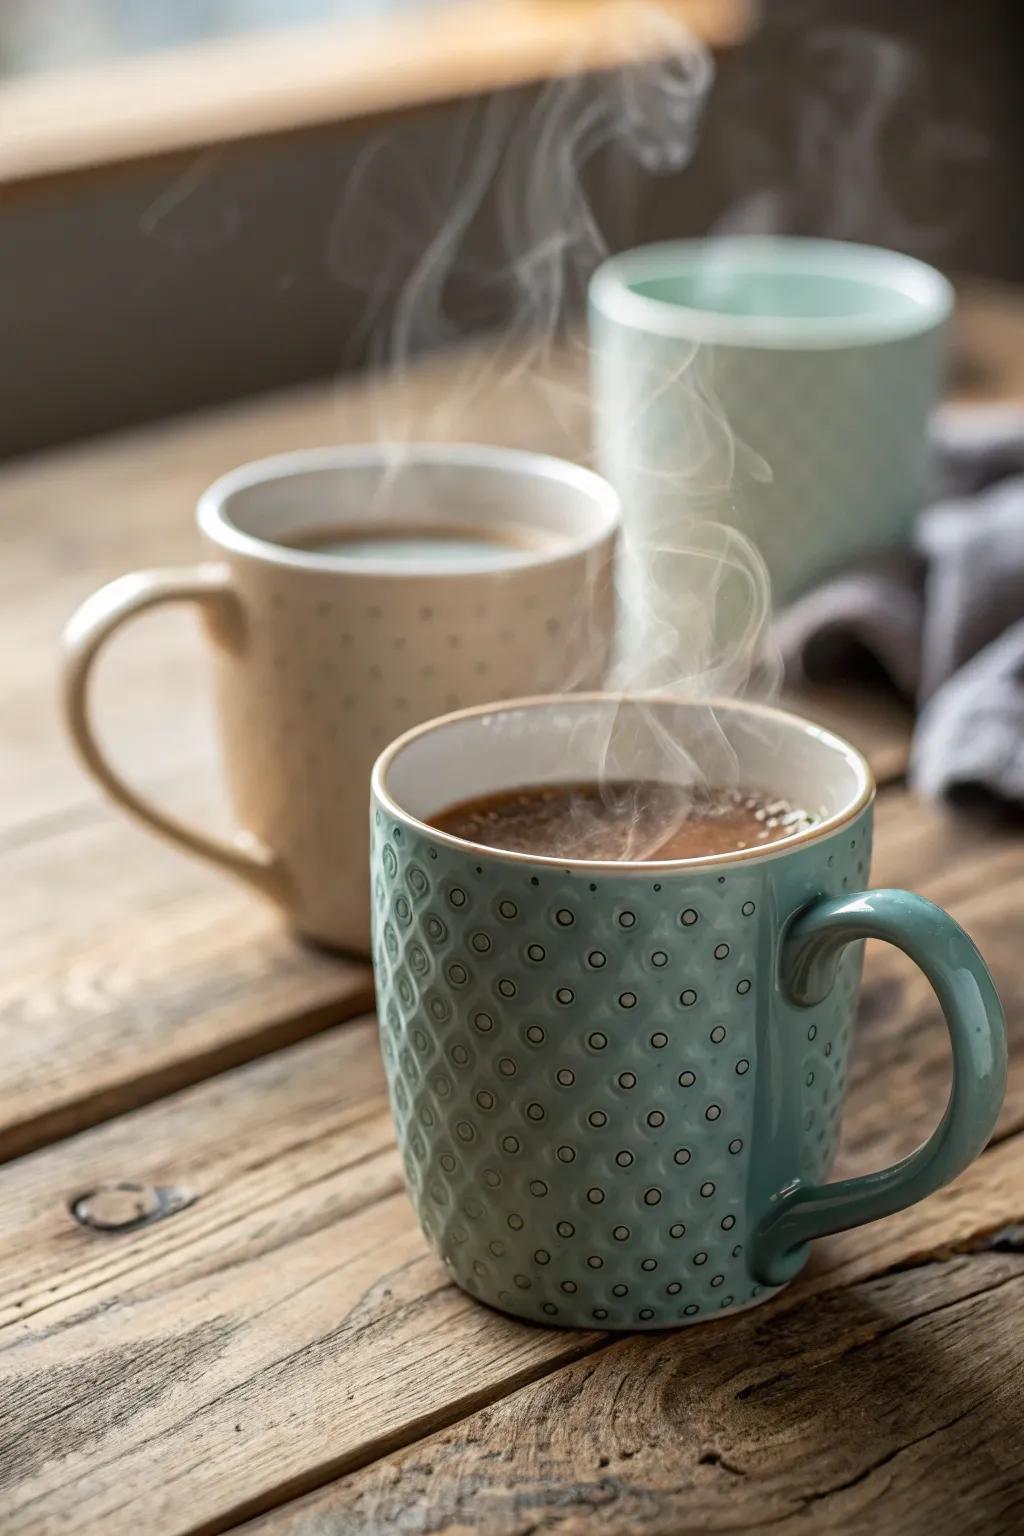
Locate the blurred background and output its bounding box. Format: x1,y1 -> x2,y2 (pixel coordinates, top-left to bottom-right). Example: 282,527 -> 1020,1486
1,0 -> 1020,459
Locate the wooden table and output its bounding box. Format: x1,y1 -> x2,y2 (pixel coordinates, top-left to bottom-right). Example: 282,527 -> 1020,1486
2,289 -> 1023,1535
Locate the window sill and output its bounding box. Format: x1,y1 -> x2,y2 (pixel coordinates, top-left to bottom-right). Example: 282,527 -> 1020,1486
0,0 -> 751,189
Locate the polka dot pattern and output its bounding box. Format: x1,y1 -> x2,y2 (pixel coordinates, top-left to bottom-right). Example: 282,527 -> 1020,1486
601,318 -> 942,645
373,800 -> 873,1329
216,547 -> 614,950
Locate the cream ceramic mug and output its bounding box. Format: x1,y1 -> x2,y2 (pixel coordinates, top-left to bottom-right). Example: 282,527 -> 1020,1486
61,444 -> 619,952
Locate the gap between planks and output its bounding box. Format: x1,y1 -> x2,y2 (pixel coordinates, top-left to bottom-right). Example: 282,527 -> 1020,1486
194,960 -> 1024,1536
2,787 -> 1022,1535
237,1233 -> 1024,1536
225,1052 -> 1024,1530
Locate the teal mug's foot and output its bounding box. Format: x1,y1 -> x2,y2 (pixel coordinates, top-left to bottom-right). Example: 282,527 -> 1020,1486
453,1259 -> 795,1332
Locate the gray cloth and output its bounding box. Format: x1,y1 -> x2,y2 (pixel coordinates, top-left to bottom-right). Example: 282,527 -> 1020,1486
777,408 -> 1024,809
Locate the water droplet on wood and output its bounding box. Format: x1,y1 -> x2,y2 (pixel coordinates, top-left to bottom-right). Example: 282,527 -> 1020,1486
69,1181 -> 196,1233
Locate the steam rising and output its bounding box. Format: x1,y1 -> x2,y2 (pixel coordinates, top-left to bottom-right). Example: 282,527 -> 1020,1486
327,2 -> 714,436
715,26 -> 988,248
324,8 -> 971,857
325,3 -> 781,847
126,11 -> 973,861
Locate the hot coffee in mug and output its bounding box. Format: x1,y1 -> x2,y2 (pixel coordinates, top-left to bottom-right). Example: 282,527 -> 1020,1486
431,780 -> 816,860
62,446 -> 618,952
276,519 -> 562,563
371,695 -> 1005,1330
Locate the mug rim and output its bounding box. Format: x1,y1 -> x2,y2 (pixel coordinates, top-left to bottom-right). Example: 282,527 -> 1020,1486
196,443 -> 620,578
372,693 -> 875,873
589,235 -> 954,350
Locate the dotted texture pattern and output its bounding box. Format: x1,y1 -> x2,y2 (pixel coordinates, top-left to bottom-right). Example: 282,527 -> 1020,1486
372,803 -> 873,1329
592,316 -> 946,628
202,542 -> 613,949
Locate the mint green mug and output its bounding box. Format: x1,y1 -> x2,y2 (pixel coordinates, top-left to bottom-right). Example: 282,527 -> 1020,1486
590,238 -> 954,681
371,696 -> 1005,1329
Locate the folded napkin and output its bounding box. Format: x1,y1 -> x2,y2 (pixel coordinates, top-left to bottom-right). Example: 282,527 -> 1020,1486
776,407 -> 1024,809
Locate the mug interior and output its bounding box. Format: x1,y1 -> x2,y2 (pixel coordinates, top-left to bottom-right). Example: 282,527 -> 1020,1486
590,237 -> 953,347
376,695 -> 872,869
198,445 -> 619,574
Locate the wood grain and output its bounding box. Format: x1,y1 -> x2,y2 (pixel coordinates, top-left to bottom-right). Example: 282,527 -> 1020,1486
0,1018 -> 389,1331
250,1243 -> 1024,1536
0,0 -> 751,189
0,824 -> 374,1161
0,1025 -> 602,1536
2,790 -> 1022,1535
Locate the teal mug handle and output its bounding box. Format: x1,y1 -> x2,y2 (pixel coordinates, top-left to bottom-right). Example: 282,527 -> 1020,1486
751,889 -> 1007,1287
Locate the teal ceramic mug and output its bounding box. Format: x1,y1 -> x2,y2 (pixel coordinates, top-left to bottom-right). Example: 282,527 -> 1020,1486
589,238 -> 954,682
370,695 -> 1005,1329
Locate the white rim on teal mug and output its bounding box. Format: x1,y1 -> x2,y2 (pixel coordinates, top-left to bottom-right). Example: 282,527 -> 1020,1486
370,694 -> 1005,1327
373,692 -> 872,870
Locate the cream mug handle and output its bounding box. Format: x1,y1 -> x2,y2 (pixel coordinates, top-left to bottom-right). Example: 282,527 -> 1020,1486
61,565 -> 285,900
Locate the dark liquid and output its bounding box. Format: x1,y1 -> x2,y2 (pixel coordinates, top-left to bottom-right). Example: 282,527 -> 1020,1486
430,780 -> 817,861
276,520 -> 555,562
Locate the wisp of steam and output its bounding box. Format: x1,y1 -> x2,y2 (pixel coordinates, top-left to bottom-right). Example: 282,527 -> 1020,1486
326,2 -> 780,858
713,25 -> 988,251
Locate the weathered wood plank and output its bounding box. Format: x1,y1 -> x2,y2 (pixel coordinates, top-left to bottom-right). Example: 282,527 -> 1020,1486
0,0 -> 752,188
0,1025 -> 603,1536
248,1241 -> 1024,1536
3,1039 -> 1022,1536
0,1018 -> 390,1331
0,765 -> 373,1161
2,789 -> 1021,1535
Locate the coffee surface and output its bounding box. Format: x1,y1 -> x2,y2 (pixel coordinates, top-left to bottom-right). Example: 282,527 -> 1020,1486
430,780 -> 817,861
276,520 -> 555,565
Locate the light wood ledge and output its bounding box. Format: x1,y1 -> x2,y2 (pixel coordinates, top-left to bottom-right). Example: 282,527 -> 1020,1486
0,0 -> 752,189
